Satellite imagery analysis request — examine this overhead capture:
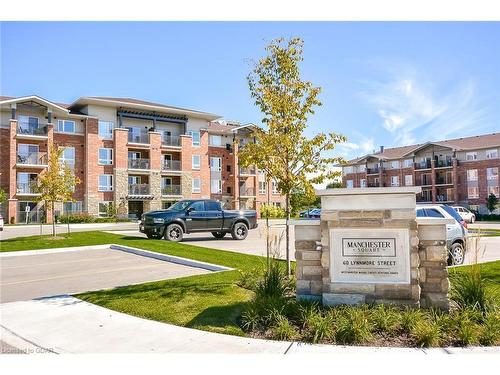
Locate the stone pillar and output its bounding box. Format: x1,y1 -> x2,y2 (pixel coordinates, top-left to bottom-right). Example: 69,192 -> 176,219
114,128 -> 129,217
45,123 -> 54,223
452,159 -> 459,203
8,119 -> 18,223
149,131 -> 162,211
232,141 -> 240,210
84,118 -> 100,216
417,218 -> 451,311
180,134 -> 193,199
431,159 -> 436,203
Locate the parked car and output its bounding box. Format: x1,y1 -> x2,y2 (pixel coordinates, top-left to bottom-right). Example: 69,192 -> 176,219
416,204 -> 468,265
140,199 -> 258,242
299,208 -> 321,219
0,213 -> 3,231
452,206 -> 476,224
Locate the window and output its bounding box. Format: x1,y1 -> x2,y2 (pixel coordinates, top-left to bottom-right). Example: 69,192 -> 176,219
344,166 -> 354,174
486,149 -> 498,159
346,180 -> 354,188
488,186 -> 499,197
468,187 -> 479,199
190,201 -> 204,211
98,175 -> 113,191
360,179 -> 366,188
259,181 -> 267,194
210,157 -> 222,171
391,160 -> 400,169
403,159 -> 413,168
192,178 -> 201,193
424,208 -> 445,218
63,201 -> 82,215
189,131 -> 200,146
192,155 -> 201,170
209,135 -> 222,146
227,186 -> 232,194
467,169 -> 478,181
405,174 -> 413,186
206,201 -> 221,211
211,179 -> 222,194
226,164 -> 231,172
357,165 -> 366,173
272,180 -> 279,194
98,201 -> 113,217
98,148 -> 113,165
98,121 -> 114,139
391,175 -> 399,187
487,167 -> 499,181
416,209 -> 425,218
162,201 -> 175,210
57,119 -> 75,133
59,147 -> 75,168
466,152 -> 477,161
17,144 -> 39,164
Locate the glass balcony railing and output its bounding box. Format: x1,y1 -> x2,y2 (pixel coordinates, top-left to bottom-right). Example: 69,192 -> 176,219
239,167 -> 257,175
17,153 -> 48,166
366,167 -> 380,175
128,132 -> 149,144
161,160 -> 181,171
240,187 -> 256,196
128,158 -> 150,170
435,159 -> 453,168
161,185 -> 182,196
17,182 -> 39,194
415,160 -> 432,170
128,184 -> 150,195
17,122 -> 48,136
162,135 -> 181,147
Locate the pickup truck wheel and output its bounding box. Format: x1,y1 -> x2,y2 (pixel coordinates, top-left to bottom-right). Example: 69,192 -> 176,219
449,242 -> 465,265
211,231 -> 226,239
231,222 -> 248,240
164,224 -> 183,242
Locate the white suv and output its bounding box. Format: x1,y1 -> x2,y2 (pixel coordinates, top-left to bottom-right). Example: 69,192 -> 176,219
416,204 -> 468,265
452,206 -> 476,224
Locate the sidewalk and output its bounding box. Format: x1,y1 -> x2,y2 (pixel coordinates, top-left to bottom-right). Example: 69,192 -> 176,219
1,296 -> 497,354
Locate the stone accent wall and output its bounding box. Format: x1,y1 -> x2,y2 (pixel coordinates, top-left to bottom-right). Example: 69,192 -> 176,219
417,221 -> 450,311
294,188 -> 451,310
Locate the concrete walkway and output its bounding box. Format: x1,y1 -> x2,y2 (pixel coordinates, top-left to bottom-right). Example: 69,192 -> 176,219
1,296 -> 497,354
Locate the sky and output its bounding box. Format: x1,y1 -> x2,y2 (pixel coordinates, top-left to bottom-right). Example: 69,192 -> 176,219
1,22 -> 499,162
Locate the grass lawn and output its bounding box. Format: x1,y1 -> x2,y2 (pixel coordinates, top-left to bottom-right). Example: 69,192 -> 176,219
1,231 -> 498,338
1,231 -> 268,336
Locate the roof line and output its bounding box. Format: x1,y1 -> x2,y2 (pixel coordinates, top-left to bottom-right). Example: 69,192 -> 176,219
0,95 -> 70,113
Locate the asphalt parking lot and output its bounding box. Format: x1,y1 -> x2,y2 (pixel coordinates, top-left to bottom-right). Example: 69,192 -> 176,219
0,248 -> 209,303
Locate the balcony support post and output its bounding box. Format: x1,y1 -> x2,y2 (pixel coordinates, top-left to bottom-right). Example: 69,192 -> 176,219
10,103 -> 16,120
47,109 -> 52,124
431,159 -> 437,203
452,159 -> 459,204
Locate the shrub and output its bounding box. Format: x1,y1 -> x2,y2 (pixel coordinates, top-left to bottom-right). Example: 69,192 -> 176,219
303,311 -> 335,343
241,303 -> 263,332
450,263 -> 495,314
254,260 -> 293,300
411,319 -> 441,347
479,312 -> 500,346
334,306 -> 372,344
58,213 -> 131,224
271,314 -> 298,340
260,204 -> 286,219
369,305 -> 402,334
400,308 -> 426,334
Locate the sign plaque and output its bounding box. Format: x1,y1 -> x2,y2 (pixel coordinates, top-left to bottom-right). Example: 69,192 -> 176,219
330,228 -> 410,284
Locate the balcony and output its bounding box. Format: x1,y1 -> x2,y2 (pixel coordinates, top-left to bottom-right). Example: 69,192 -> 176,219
128,132 -> 149,144
435,159 -> 453,168
161,160 -> 182,172
16,122 -> 48,137
239,167 -> 257,176
17,182 -> 39,195
17,153 -> 48,167
240,187 -> 256,197
366,167 -> 380,175
162,135 -> 181,147
128,184 -> 150,196
162,185 -> 182,196
128,158 -> 150,170
415,160 -> 432,170
436,175 -> 453,185
367,182 -> 380,187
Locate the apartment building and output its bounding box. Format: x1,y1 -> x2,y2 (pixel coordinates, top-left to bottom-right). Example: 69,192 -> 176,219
341,133 -> 500,213
0,95 -> 285,223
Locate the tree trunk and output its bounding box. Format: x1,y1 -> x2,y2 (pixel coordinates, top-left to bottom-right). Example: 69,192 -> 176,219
285,192 -> 291,276
51,201 -> 56,238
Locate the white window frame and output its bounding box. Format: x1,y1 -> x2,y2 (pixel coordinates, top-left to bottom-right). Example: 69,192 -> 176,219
98,201 -> 113,217
391,160 -> 400,169
259,180 -> 267,195
344,166 -> 354,175
56,119 -> 76,133
391,175 -> 400,187
403,159 -> 413,168
357,165 -> 366,173
192,155 -> 201,170
467,169 -> 478,181
209,134 -> 222,147
272,180 -> 279,194
486,149 -> 498,159
98,121 -> 114,140
405,174 -> 413,186
210,157 -> 222,171
487,167 -> 499,181
59,147 -> 75,168
192,177 -> 201,193
98,148 -> 113,165
211,179 -> 222,194
466,152 -> 478,161
98,174 -> 113,192
488,186 -> 500,198
360,179 -> 366,188
188,131 -> 201,146
346,180 -> 354,189
467,187 -> 479,199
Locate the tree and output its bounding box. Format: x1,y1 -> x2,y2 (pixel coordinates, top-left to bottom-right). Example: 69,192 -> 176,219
0,187 -> 6,205
239,37 -> 346,274
290,182 -> 319,215
326,181 -> 342,189
486,193 -> 498,214
35,146 -> 81,237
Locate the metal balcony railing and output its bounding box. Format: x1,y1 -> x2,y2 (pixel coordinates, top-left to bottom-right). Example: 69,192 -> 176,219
17,122 -> 48,136
162,185 -> 181,196
415,160 -> 432,169
128,132 -> 149,144
239,167 -> 257,175
162,135 -> 181,147
435,159 -> 453,168
367,182 -> 380,187
17,153 -> 48,165
128,158 -> 150,170
128,184 -> 150,195
240,187 -> 256,196
161,160 -> 181,171
436,175 -> 453,185
366,167 -> 380,175
17,182 -> 39,194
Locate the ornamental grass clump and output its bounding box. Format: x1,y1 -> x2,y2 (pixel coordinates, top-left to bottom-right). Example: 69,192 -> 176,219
302,310 -> 335,344
411,319 -> 441,347
271,314 -> 299,340
478,311 -> 500,346
334,306 -> 373,344
369,305 -> 402,334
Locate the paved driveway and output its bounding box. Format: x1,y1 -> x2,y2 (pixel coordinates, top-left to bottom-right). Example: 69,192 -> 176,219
0,247 -> 209,303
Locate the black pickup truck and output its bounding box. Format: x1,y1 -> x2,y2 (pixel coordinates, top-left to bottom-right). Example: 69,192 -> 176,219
140,199 -> 258,242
